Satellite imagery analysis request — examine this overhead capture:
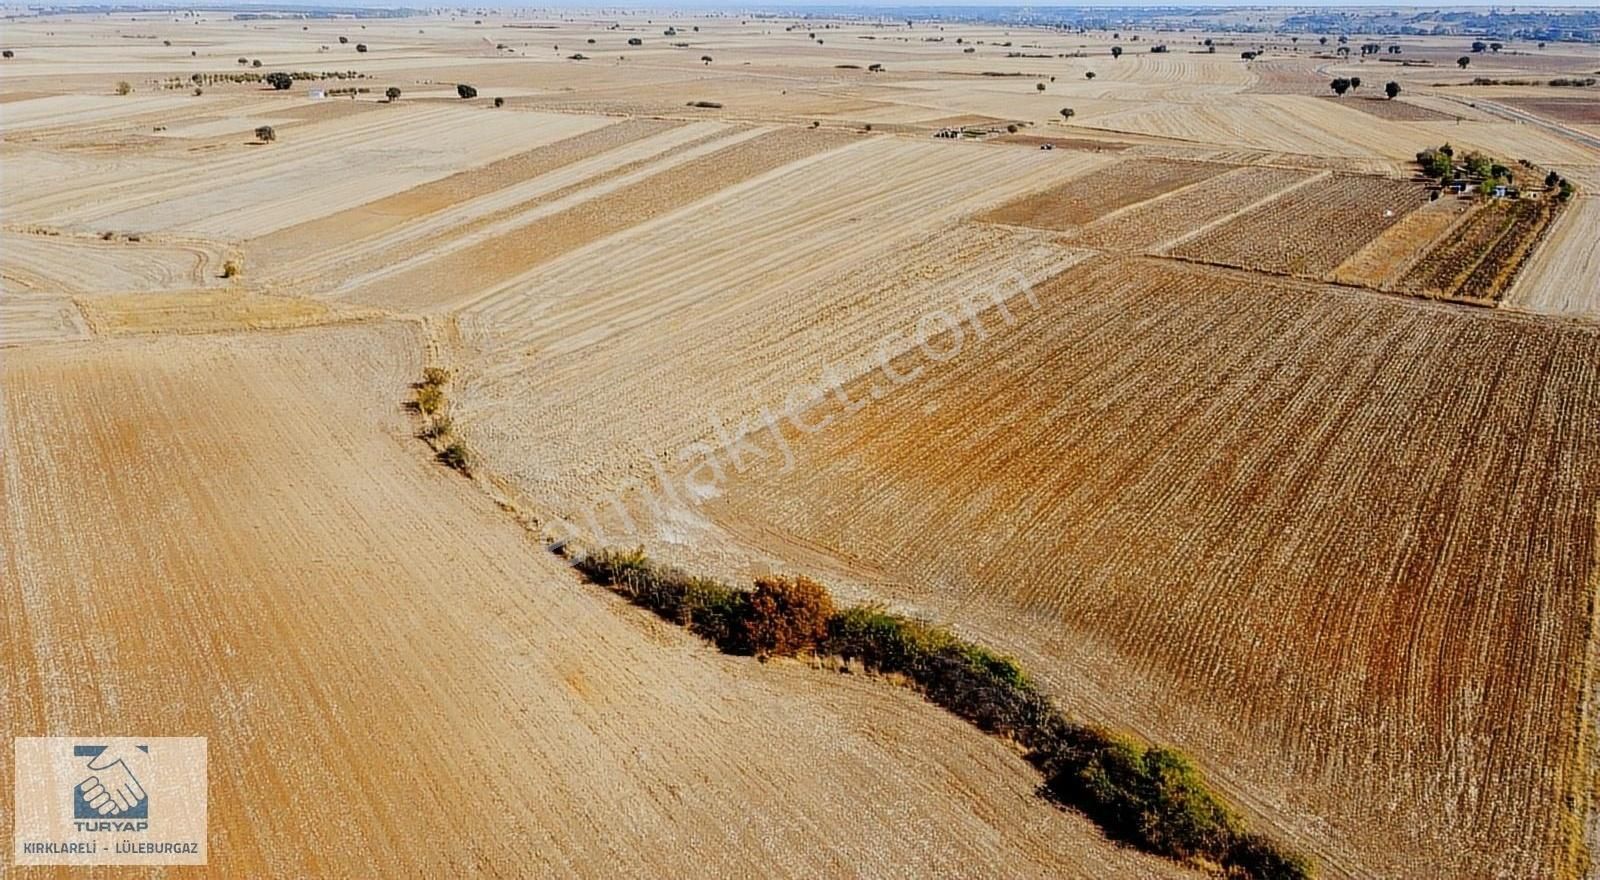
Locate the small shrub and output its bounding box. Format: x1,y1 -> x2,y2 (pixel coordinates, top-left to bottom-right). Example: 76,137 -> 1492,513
415,384 -> 444,415
493,96 -> 504,108
2,50 -> 13,59
743,575 -> 834,657
438,441 -> 471,474
355,43 -> 368,53
421,366 -> 450,387
221,259 -> 242,278
339,36 -> 349,44
251,59 -> 262,68
421,414 -> 452,440
456,83 -> 477,99
115,81 -> 132,95
254,125 -> 275,142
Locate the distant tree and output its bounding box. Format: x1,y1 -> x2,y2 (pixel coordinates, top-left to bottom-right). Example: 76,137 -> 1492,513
254,125 -> 275,142
385,86 -> 401,101
193,87 -> 203,96
115,80 -> 132,95
1457,56 -> 1470,69
456,83 -> 477,99
2,50 -> 13,59
1330,77 -> 1351,96
339,35 -> 348,44
868,63 -> 883,72
265,71 -> 293,90
238,57 -> 248,65
701,55 -> 712,65
1385,80 -> 1400,99
251,58 -> 262,68
1471,41 -> 1488,53
1558,180 -> 1575,201
1545,169 -> 1561,188
1489,42 -> 1503,53
493,96 -> 504,107
1349,76 -> 1361,89
1060,107 -> 1075,120
1110,45 -> 1123,59
1085,70 -> 1096,79
1388,44 -> 1402,54
627,37 -> 641,46
1319,36 -> 1328,46
1538,41 -> 1546,49
355,43 -> 367,53
1337,45 -> 1350,57
1036,82 -> 1046,92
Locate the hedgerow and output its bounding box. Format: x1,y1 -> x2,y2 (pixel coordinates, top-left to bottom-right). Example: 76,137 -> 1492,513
569,547 -> 1312,878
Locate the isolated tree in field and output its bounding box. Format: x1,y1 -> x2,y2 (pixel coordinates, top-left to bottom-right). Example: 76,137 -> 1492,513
1337,45 -> 1350,57
1036,81 -> 1046,92
1338,35 -> 1348,44
115,80 -> 132,95
1319,36 -> 1328,46
1545,169 -> 1561,188
338,35 -> 348,44
238,56 -> 248,65
2,50 -> 13,59
1111,45 -> 1123,60
1330,77 -> 1351,96
1489,42 -> 1503,53
254,125 -> 275,143
355,43 -> 367,53
700,55 -> 712,65
493,96 -> 504,107
1060,107 -> 1075,120
1385,80 -> 1400,99
385,86 -> 400,101
1349,76 -> 1361,89
251,58 -> 261,68
456,83 -> 477,99
266,71 -> 293,90
1085,70 -> 1096,79
1471,40 -> 1487,53
1457,56 -> 1470,69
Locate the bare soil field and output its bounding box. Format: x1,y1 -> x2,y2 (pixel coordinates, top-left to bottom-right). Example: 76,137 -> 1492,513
3,11 -> 1599,879
1500,96 -> 1600,126
1318,95 -> 1459,122
1169,174 -> 1430,277
698,255 -> 1600,879
978,158 -> 1225,230
0,322 -> 1193,878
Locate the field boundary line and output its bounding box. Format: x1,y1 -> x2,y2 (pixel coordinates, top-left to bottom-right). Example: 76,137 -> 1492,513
1152,169 -> 1330,255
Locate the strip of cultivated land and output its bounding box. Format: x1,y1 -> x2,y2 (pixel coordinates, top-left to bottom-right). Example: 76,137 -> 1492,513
695,255 -> 1600,879
0,322 -> 1192,878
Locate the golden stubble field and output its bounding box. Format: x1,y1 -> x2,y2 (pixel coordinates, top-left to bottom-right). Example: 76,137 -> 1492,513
3,8 -> 1599,879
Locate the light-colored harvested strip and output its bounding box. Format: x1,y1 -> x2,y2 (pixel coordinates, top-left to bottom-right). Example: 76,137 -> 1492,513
251,117 -> 680,272
1505,198 -> 1600,320
272,120 -> 730,289
0,295 -> 89,346
327,126 -> 774,304
0,231 -> 226,295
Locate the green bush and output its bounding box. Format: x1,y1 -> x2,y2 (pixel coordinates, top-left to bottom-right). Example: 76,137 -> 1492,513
415,384 -> 444,415
437,441 -> 470,474
568,548 -> 1312,878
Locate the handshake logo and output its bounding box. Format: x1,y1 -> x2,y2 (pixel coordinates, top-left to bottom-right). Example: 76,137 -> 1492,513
73,744 -> 149,820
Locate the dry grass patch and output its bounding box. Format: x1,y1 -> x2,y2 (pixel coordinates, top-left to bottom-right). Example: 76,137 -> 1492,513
75,290 -> 343,336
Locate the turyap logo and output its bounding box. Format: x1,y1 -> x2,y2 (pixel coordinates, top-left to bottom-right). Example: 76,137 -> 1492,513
13,737 -> 207,866
73,744 -> 149,825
